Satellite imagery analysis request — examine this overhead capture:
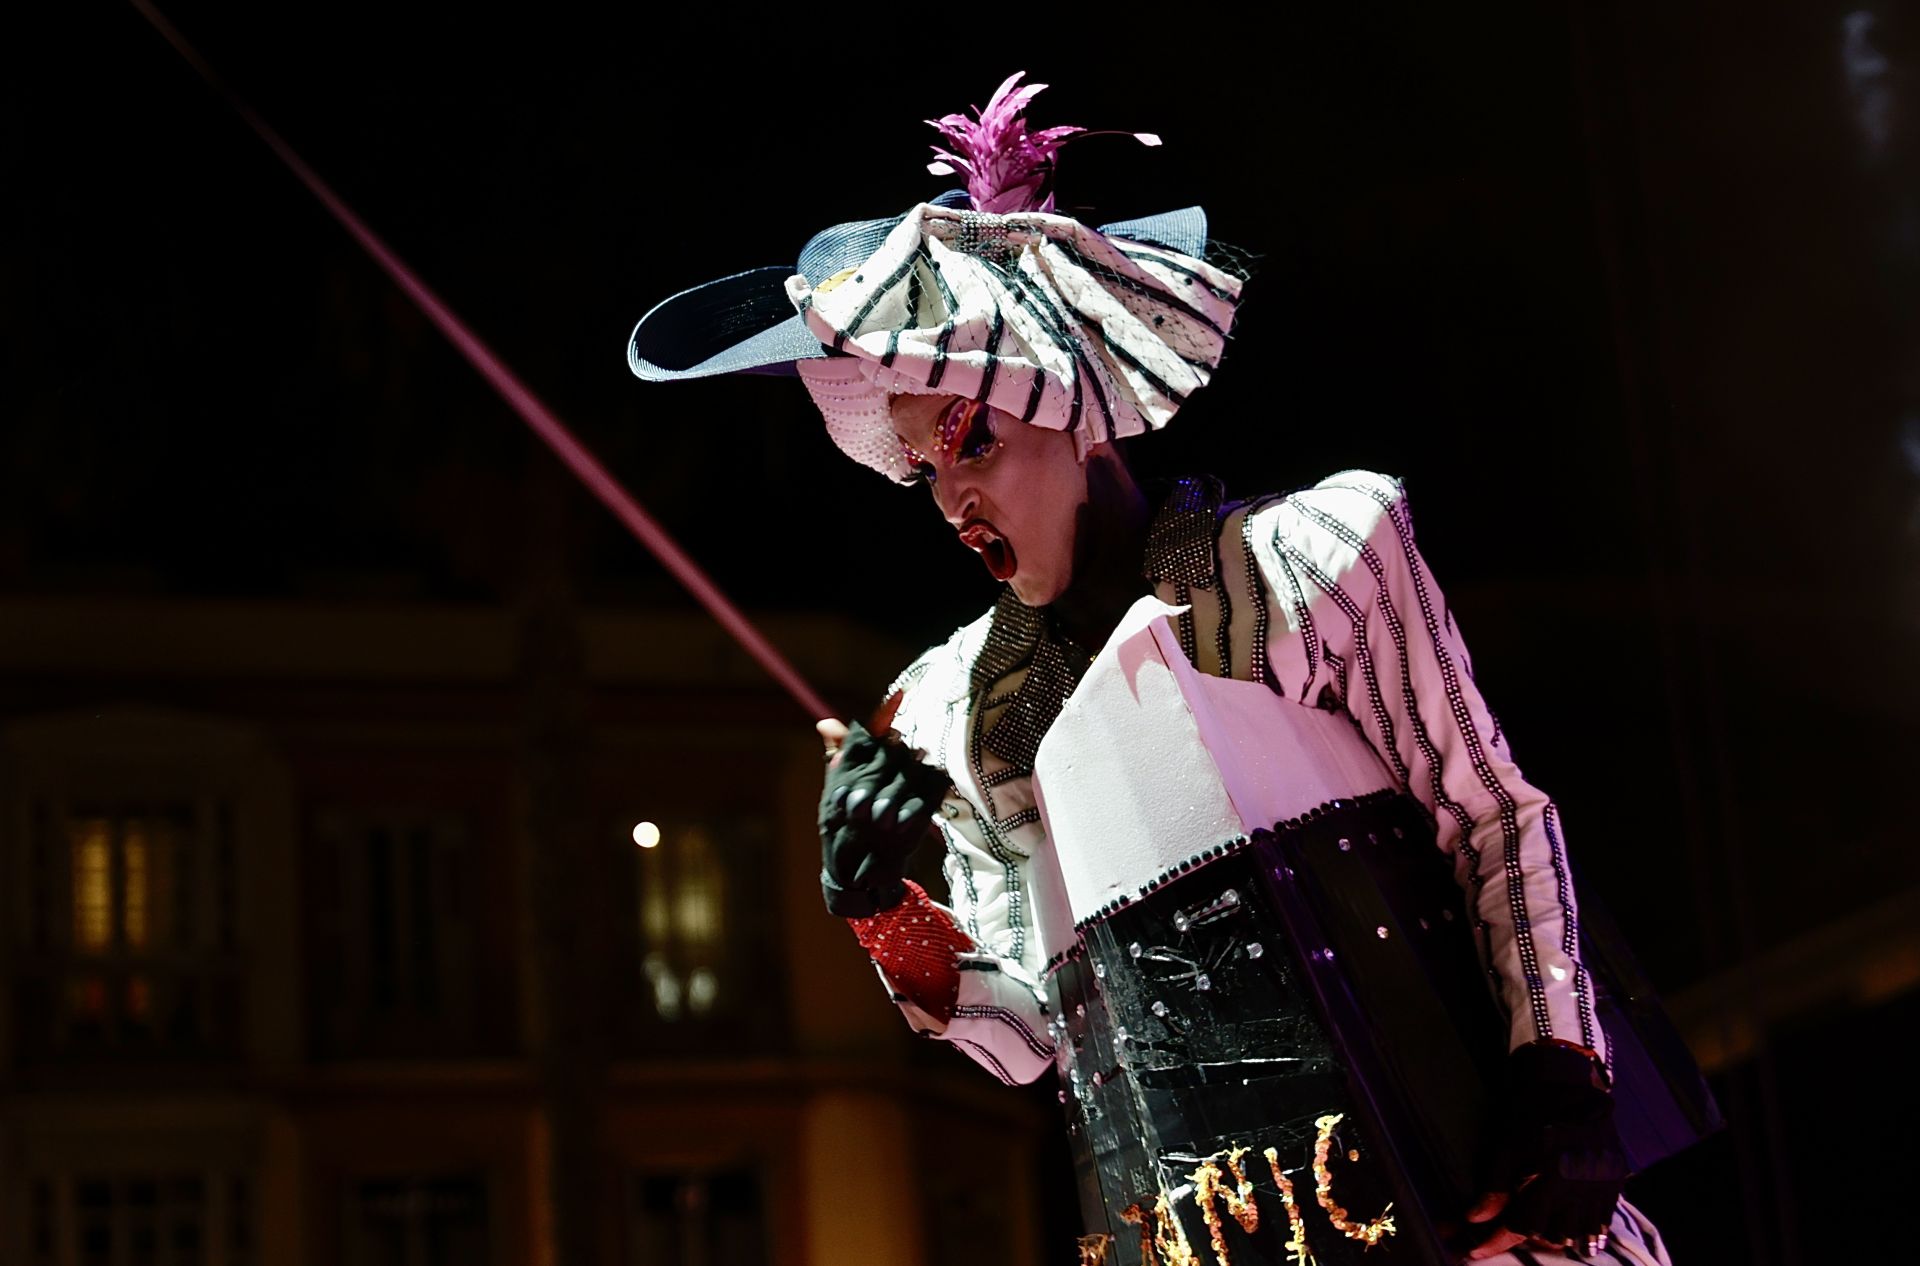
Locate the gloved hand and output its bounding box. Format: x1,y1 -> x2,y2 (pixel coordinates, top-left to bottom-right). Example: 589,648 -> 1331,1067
817,720 -> 950,918
1463,1040 -> 1628,1260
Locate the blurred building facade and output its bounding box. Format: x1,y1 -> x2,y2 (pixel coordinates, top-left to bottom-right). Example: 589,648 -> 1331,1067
0,595 -> 1050,1266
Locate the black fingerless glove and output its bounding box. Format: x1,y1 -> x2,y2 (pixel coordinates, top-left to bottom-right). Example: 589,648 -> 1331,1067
818,721 -> 950,918
1485,1041 -> 1629,1244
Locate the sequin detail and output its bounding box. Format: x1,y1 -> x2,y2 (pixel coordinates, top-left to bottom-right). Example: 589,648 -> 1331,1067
846,880 -> 972,1024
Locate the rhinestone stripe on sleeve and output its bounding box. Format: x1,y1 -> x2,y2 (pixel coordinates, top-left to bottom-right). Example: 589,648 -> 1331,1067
1278,503 -> 1496,975
884,656 -> 933,701
936,818 -> 986,943
964,719 -> 1031,963
952,1004 -> 1055,1061
1322,648 -> 1349,705
971,808 -> 1029,964
1237,500 -> 1280,689
1172,582 -> 1198,666
1211,512 -> 1234,678
1375,492 -> 1553,1040
1272,529 -> 1412,791
1543,803 -> 1600,1055
1315,481 -> 1554,1041
1291,501 -> 1479,853
1272,548 -> 1319,702
950,1037 -> 1017,1086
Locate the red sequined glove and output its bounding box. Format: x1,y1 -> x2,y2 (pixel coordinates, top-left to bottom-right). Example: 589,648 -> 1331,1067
845,880 -> 973,1025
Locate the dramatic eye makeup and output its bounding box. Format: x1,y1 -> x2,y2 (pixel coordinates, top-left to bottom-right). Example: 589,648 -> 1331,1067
890,399 -> 1006,487
935,398 -> 997,463
899,399 -> 1001,486
897,437 -> 937,486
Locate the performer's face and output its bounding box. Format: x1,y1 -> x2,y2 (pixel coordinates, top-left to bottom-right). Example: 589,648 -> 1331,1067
891,394 -> 1089,607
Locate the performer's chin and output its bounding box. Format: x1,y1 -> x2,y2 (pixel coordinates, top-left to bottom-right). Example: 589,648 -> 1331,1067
1009,568 -> 1070,609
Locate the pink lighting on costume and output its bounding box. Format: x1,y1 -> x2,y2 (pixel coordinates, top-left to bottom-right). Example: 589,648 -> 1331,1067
131,0 -> 836,724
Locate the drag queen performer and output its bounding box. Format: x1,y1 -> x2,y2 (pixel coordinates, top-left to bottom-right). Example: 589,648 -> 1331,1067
629,76 -> 1693,1266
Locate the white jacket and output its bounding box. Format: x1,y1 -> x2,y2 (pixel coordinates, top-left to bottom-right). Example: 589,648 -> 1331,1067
872,470 -> 1606,1086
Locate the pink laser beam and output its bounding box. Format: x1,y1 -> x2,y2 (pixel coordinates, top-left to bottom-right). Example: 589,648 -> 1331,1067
130,0 -> 837,723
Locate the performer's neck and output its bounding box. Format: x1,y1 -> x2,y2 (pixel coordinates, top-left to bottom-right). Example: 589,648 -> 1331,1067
1049,456 -> 1152,656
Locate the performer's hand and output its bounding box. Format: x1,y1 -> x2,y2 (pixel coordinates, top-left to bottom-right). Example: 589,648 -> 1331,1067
816,716 -> 949,917
1460,1041 -> 1627,1261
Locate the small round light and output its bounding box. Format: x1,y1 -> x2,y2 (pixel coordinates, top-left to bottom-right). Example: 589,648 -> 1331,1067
631,821 -> 661,849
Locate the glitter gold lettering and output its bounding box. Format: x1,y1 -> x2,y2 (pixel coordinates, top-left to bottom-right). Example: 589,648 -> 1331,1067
1261,1146 -> 1316,1266
1189,1145 -> 1261,1266
1120,1194 -> 1198,1266
1121,1203 -> 1156,1266
1113,1116 -> 1390,1266
1311,1114 -> 1397,1247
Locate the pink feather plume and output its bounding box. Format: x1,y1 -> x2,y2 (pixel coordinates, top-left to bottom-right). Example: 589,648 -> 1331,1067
926,72 -> 1162,214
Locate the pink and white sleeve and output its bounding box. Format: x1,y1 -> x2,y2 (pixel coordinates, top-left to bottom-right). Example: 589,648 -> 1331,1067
1259,471 -> 1607,1067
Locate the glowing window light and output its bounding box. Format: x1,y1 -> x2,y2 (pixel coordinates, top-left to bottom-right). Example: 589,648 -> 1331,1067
123,824 -> 149,950
72,821 -> 112,954
640,854 -> 672,944
687,968 -> 718,1015
635,820 -> 735,1024
631,821 -> 661,849
643,952 -> 682,1022
674,828 -> 723,953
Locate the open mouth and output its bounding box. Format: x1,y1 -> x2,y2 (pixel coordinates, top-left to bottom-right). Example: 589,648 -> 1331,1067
958,519 -> 1018,582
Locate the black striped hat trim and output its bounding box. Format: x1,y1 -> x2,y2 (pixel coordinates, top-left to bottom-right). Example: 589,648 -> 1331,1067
1062,295 -> 1192,408
1051,238 -> 1231,339
1119,245 -> 1239,303
1019,248 -> 1114,438
832,248 -> 921,351
924,247 -> 961,390
972,255 -> 1074,425
975,298 -> 1005,404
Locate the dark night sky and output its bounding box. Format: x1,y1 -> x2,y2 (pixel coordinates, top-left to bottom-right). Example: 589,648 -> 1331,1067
8,5 -> 1637,634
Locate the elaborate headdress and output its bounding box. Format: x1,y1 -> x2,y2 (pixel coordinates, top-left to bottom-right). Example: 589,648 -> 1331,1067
627,74 -> 1244,483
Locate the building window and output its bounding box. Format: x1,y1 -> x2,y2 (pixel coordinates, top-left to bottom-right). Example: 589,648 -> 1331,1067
345,1174 -> 489,1266
11,800 -> 243,1061
311,812 -> 480,1058
627,1170 -> 768,1266
625,812 -> 782,1053
638,823 -> 726,1023
26,1172 -> 251,1266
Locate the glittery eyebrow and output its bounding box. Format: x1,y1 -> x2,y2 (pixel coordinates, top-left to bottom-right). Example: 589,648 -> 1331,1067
933,398 -> 984,456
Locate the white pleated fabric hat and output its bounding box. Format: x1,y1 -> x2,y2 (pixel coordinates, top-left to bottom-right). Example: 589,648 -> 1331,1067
790,202 -> 1241,483
627,72 -> 1246,483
